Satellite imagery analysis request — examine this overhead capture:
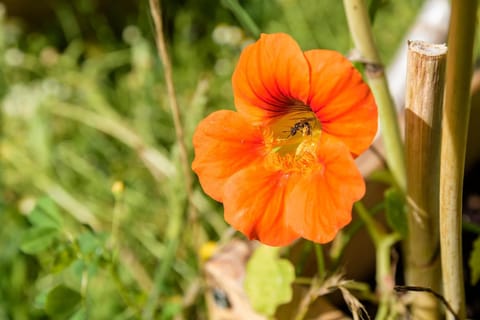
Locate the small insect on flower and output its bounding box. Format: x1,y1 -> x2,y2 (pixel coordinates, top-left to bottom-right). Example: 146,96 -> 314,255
288,120 -> 313,138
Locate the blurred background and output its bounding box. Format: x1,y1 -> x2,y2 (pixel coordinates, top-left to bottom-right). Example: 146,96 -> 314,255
2,0 -> 473,319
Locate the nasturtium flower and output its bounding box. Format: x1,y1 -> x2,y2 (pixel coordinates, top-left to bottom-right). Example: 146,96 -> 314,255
192,33 -> 377,246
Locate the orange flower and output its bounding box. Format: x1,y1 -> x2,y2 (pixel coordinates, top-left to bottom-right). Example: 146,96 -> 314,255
192,33 -> 377,246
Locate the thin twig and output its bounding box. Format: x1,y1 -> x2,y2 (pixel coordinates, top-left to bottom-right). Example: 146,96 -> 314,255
394,286 -> 459,320
148,0 -> 195,219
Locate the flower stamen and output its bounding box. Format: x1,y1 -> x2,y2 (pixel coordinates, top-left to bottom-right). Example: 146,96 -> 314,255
263,111 -> 322,173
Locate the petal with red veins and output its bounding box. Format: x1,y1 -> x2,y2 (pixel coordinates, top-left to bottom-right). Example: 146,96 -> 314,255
232,33 -> 311,123
305,50 -> 377,156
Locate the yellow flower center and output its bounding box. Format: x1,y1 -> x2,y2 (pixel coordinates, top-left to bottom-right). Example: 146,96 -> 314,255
264,108 -> 322,172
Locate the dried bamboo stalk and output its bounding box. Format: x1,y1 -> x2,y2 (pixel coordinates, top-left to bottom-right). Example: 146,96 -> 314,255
405,40 -> 447,319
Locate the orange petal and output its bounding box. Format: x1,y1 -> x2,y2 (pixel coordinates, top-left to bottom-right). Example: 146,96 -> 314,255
285,134 -> 365,243
305,50 -> 378,156
232,33 -> 310,124
223,165 -> 300,246
192,110 -> 265,202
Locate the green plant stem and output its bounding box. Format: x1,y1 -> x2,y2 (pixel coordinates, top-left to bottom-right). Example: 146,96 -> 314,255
314,244 -> 325,281
221,0 -> 260,37
440,0 -> 478,319
354,202 -> 400,319
354,201 -> 384,244
330,202 -> 384,266
375,233 -> 401,320
294,277 -> 314,285
343,0 -> 406,192
110,188 -> 123,272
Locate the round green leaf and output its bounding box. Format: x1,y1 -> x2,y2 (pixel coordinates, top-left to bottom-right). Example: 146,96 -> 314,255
244,245 -> 295,316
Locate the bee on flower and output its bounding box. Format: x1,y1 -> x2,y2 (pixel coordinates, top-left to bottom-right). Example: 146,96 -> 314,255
192,33 -> 377,246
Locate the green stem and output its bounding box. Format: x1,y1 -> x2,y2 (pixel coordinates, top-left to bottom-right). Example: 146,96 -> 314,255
330,202 -> 384,266
314,244 -> 325,281
221,0 -> 260,37
374,233 -> 401,320
342,0 -> 406,192
355,202 -> 400,319
440,0 -> 478,319
377,233 -> 401,295
111,188 -> 122,251
353,201 -> 384,245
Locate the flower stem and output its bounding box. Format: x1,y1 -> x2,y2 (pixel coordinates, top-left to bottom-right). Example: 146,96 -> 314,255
342,0 -> 406,192
221,0 -> 260,37
354,201 -> 384,245
314,244 -> 325,281
405,40 -> 447,319
375,233 -> 401,320
440,0 -> 478,318
355,202 -> 400,319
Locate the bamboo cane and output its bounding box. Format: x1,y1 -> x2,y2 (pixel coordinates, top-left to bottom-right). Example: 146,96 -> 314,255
405,40 -> 447,319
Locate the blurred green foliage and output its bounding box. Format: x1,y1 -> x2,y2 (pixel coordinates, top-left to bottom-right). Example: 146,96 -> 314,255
0,0 -> 423,318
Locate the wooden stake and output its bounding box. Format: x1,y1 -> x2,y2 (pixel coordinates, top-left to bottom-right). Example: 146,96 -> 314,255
405,40 -> 447,319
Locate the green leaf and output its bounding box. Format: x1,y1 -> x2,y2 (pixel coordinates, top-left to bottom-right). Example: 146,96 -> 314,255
384,188 -> 408,238
78,232 -> 102,255
20,227 -> 59,254
469,236 -> 480,285
244,245 -> 295,316
45,285 -> 81,319
27,197 -> 63,229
